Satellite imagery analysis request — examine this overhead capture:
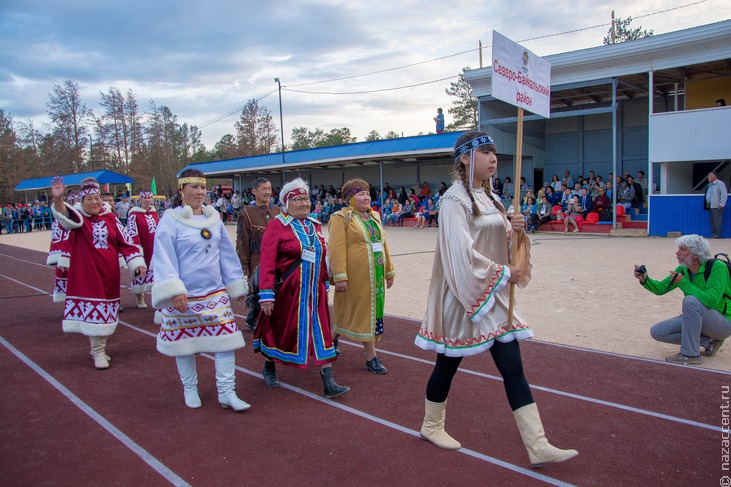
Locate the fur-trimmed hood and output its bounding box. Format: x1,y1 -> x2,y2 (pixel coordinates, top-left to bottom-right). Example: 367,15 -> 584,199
164,204 -> 219,229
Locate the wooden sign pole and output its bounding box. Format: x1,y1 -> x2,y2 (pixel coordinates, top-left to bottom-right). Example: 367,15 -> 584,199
508,107 -> 524,326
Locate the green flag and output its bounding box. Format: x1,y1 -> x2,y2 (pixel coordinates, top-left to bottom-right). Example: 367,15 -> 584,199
151,177 -> 157,195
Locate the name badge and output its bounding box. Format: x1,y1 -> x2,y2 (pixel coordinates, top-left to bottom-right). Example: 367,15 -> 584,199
371,242 -> 384,253
301,249 -> 317,263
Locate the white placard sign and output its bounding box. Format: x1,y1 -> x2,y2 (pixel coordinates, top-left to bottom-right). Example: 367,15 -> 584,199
491,30 -> 551,118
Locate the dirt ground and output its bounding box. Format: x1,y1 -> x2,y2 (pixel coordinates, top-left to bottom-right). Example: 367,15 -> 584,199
3,224 -> 730,371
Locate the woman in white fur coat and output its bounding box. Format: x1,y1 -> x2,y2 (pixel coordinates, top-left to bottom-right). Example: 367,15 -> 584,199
151,169 -> 249,411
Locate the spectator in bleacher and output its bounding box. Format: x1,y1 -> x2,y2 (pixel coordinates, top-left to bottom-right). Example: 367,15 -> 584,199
594,175 -> 605,189
382,198 -> 393,222
571,182 -> 582,197
493,177 -> 503,197
562,171 -> 574,188
563,196 -> 584,233
530,195 -> 553,233
385,199 -> 401,226
519,177 -> 529,192
419,182 -> 431,198
396,197 -> 415,227
414,197 -> 429,229
627,175 -> 643,208
617,181 -> 634,212
560,185 -> 572,209
636,171 -> 648,198
550,175 -> 561,192
426,198 -> 439,228
605,181 -> 614,201
438,181 -> 448,197
579,188 -> 593,217
503,177 -> 514,200
592,187 -> 611,220
397,187 -> 408,205
521,196 -> 537,231
545,186 -> 560,207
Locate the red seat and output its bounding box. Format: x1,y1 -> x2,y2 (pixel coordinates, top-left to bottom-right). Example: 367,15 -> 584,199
585,212 -> 599,224
616,205 -> 625,216
551,205 -> 562,215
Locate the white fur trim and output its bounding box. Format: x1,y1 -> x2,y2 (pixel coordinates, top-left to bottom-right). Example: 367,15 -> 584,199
131,283 -> 152,294
53,293 -> 65,303
128,206 -> 152,215
47,253 -> 60,266
164,205 -> 219,229
119,255 -> 127,268
57,256 -> 70,269
279,178 -> 310,206
151,278 -> 187,308
156,331 -> 245,357
225,279 -> 248,300
52,203 -> 83,230
62,319 -> 117,337
126,256 -> 146,280
153,309 -> 163,325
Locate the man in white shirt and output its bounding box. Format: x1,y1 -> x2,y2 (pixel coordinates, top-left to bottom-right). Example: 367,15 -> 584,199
115,195 -> 130,226
706,171 -> 728,238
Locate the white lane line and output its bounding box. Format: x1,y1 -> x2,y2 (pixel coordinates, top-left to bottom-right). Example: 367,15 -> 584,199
3,261 -> 718,436
341,339 -> 724,433
120,321 -> 574,487
0,336 -> 191,487
3,256 -> 722,433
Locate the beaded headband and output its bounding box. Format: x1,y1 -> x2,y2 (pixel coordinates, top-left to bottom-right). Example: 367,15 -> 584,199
453,135 -> 495,160
139,191 -> 153,197
344,186 -> 368,201
283,187 -> 308,205
78,181 -> 100,198
178,177 -> 206,187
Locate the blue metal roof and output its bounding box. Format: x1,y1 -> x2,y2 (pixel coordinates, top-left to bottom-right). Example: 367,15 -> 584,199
14,170 -> 134,191
180,131 -> 469,176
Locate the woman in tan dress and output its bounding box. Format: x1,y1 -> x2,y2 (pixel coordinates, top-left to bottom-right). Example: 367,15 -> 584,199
329,179 -> 395,373
414,131 -> 578,467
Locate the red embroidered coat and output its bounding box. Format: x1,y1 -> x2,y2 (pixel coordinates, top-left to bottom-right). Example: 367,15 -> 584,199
52,203 -> 145,336
127,206 -> 159,293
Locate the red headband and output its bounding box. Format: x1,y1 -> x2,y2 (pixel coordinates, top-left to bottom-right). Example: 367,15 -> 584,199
283,187 -> 308,205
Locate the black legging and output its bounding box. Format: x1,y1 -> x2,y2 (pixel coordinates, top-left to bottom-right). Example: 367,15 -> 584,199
425,340 -> 534,411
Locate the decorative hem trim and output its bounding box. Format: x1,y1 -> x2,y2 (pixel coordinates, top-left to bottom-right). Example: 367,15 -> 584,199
62,320 -> 117,336
332,273 -> 348,282
469,265 -> 509,323
259,289 -> 275,302
156,332 -> 245,357
414,326 -> 534,357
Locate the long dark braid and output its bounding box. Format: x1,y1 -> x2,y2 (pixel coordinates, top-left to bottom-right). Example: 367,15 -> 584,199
455,162 -> 481,216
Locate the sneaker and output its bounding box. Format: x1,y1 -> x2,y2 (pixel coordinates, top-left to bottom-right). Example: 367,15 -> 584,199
365,356 -> 388,374
702,339 -> 725,357
665,353 -> 703,365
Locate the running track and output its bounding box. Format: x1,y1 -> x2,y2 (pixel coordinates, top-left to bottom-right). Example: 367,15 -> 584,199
0,243 -> 728,486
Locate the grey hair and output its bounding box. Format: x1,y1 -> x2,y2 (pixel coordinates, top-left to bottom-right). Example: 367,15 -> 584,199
675,234 -> 713,263
279,178 -> 310,209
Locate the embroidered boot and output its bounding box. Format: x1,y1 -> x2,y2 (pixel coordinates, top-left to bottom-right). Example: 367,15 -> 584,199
89,336 -> 109,369
215,351 -> 250,411
320,367 -> 349,398
135,294 -> 148,309
513,403 -> 578,467
175,355 -> 201,409
420,398 -> 460,450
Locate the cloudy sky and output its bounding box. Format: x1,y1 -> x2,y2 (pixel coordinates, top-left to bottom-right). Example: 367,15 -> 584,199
1,0 -> 729,149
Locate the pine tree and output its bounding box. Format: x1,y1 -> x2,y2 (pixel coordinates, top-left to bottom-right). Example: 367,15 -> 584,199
445,68 -> 477,131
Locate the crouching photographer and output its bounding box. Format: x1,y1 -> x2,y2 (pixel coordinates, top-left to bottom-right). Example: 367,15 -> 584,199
634,234 -> 731,365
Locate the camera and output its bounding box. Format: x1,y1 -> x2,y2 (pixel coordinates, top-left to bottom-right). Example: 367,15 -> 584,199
635,265 -> 647,274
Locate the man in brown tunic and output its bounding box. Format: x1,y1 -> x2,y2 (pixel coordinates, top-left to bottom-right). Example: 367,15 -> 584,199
236,178 -> 282,277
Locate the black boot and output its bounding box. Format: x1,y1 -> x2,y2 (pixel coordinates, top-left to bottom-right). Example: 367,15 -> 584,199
333,338 -> 341,356
321,367 -> 349,398
262,361 -> 280,388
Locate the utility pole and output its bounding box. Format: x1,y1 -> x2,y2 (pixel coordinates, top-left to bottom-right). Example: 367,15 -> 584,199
611,10 -> 616,44
274,78 -> 286,184
89,134 -> 94,171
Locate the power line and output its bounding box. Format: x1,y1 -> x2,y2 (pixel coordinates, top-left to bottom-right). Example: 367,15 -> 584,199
282,75 -> 458,96
196,89 -> 277,129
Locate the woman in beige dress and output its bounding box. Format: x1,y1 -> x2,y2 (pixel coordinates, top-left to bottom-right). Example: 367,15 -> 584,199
414,131 -> 578,467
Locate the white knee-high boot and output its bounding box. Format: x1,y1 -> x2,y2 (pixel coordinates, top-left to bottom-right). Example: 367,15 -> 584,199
513,403 -> 578,467
89,336 -> 109,369
214,351 -> 250,411
175,355 -> 201,409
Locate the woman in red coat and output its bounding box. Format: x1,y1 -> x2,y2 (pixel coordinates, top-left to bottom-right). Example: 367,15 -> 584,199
127,191 -> 159,308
